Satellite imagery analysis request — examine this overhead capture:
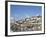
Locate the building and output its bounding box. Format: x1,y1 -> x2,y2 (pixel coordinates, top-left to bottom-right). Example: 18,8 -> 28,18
10,16 -> 42,32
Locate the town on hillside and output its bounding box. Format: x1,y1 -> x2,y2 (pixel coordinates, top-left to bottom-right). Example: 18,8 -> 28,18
10,16 -> 42,32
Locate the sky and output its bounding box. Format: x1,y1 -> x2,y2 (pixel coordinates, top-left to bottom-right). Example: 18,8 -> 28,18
10,5 -> 42,20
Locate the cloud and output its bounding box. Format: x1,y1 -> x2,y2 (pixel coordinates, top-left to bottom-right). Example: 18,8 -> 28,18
36,13 -> 40,16
25,14 -> 30,18
10,17 -> 14,20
